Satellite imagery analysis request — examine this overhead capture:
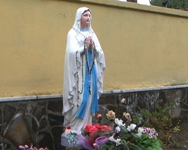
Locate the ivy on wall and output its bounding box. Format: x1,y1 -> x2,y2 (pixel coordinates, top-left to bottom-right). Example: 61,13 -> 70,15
151,0 -> 188,9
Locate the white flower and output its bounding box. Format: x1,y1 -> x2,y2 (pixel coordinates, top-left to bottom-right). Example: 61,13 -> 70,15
136,132 -> 142,137
138,127 -> 144,133
115,126 -> 121,133
114,118 -> 125,126
121,98 -> 126,103
115,138 -> 121,146
136,127 -> 144,137
109,135 -> 115,141
109,134 -> 121,146
127,124 -> 136,132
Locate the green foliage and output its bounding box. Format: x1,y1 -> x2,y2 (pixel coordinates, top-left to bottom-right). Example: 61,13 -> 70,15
100,124 -> 162,150
151,0 -> 188,9
168,0 -> 188,9
132,114 -> 143,126
101,143 -> 130,150
134,134 -> 163,150
139,103 -> 173,129
138,103 -> 181,145
151,0 -> 164,6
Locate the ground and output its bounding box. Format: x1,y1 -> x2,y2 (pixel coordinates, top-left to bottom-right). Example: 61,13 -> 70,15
162,122 -> 188,150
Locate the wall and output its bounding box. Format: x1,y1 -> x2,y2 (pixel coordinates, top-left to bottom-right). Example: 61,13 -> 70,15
0,88 -> 187,150
0,0 -> 188,98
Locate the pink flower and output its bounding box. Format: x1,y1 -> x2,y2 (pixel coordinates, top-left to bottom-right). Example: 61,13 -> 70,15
121,98 -> 126,103
97,113 -> 102,119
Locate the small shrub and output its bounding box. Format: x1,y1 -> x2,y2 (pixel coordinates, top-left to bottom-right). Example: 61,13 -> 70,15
138,103 -> 181,145
151,0 -> 188,9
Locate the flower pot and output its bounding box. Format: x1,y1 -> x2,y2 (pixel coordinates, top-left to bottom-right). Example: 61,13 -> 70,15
61,132 -> 84,150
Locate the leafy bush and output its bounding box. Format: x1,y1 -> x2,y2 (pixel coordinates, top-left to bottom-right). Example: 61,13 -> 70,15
151,0 -> 188,9
138,103 -> 181,145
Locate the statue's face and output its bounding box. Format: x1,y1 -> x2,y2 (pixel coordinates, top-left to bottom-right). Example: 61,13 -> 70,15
80,11 -> 91,29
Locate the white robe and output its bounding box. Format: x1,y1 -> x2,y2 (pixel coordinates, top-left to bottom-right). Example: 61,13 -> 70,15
62,7 -> 105,133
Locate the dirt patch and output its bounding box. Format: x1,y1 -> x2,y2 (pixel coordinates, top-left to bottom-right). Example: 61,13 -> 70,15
162,122 -> 188,150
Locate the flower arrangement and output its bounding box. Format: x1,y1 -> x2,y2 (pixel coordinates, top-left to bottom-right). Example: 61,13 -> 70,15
61,107 -> 162,150
76,124 -> 112,150
76,110 -> 162,150
100,111 -> 162,150
19,144 -> 48,150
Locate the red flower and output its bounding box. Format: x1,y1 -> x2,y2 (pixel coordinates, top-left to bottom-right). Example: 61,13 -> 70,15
81,124 -> 112,148
85,124 -> 112,135
85,124 -> 98,135
94,124 -> 112,132
84,124 -> 93,132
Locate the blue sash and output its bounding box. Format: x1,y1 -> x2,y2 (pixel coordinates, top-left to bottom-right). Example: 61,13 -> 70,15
76,50 -> 98,119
